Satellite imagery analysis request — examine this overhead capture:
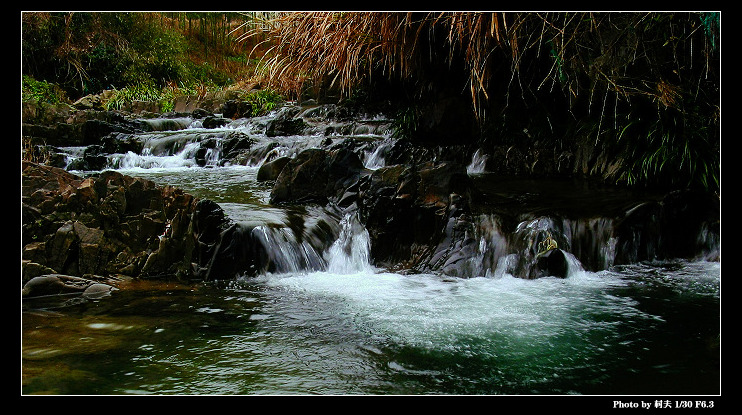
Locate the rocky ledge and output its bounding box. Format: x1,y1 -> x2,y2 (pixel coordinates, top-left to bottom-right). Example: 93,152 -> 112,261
21,161 -> 245,298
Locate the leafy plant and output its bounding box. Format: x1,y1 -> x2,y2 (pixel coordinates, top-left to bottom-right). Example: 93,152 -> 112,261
616,107 -> 719,190
104,81 -> 175,111
22,75 -> 67,104
391,106 -> 419,140
243,88 -> 284,116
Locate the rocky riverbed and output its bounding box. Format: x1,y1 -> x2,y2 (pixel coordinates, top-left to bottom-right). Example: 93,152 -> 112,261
21,91 -> 720,302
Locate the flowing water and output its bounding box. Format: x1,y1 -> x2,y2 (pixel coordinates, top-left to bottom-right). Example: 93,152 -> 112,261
21,108 -> 721,396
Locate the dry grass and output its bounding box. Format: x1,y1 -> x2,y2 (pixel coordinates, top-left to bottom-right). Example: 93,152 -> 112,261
238,12 -> 510,112
240,12 -> 717,117
236,11 -> 719,190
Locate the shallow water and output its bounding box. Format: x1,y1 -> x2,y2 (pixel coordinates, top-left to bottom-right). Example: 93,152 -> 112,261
22,261 -> 719,395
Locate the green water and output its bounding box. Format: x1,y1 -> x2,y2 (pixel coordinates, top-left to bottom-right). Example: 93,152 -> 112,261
22,261 -> 720,395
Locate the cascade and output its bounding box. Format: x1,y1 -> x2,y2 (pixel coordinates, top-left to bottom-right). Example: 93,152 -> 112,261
251,225 -> 328,274
326,212 -> 375,274
246,209 -> 375,276
466,148 -> 488,175
363,138 -> 392,170
202,136 -> 223,167
46,103 -> 719,281
464,214 -> 618,279
140,117 -> 193,131
109,143 -> 201,169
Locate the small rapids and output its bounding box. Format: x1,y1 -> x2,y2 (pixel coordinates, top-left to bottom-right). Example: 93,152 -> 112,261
59,104 -> 718,281
23,103 -> 720,396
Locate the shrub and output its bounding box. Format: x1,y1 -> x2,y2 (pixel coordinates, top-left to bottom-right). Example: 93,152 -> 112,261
22,75 -> 67,104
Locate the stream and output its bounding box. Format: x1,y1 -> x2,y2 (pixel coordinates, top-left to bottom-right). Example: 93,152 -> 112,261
21,106 -> 721,396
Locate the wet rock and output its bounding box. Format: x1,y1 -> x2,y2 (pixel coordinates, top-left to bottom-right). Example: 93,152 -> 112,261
82,282 -> 117,299
21,161 -> 234,281
266,106 -> 306,137
191,108 -> 212,119
23,109 -> 146,150
221,99 -> 253,119
614,190 -> 720,264
257,156 -> 291,181
220,132 -> 255,160
101,132 -> 144,155
65,144 -> 108,171
357,161 -> 474,267
202,116 -> 231,129
270,147 -> 364,205
81,117 -> 143,145
534,248 -> 569,279
22,274 -> 116,298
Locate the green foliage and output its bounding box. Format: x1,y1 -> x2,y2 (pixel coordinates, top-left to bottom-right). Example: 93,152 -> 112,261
22,75 -> 67,104
616,107 -> 719,191
104,82 -> 177,112
243,89 -> 284,116
22,12 -> 246,99
119,25 -> 190,88
391,106 -> 419,140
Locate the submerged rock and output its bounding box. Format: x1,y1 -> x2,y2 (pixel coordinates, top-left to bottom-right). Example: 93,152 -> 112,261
22,274 -> 117,298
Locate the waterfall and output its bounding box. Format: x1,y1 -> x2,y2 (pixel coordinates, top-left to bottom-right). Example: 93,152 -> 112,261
469,214 -> 511,278
109,144 -> 200,169
140,117 -> 193,131
461,214 -> 618,279
363,139 -> 392,170
245,209 -> 374,276
562,217 -> 618,271
203,137 -> 223,167
251,225 -> 327,274
466,149 -> 487,175
326,212 -> 375,274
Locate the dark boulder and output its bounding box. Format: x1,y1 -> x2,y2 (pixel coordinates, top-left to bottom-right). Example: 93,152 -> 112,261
222,99 -> 254,119
191,108 -> 212,119
101,132 -> 144,155
65,144 -> 108,171
202,116 -> 231,129
270,147 -> 365,205
266,106 -> 306,137
220,132 -> 256,160
357,161 -> 474,267
81,116 -> 145,145
257,156 -> 291,181
534,248 -> 569,279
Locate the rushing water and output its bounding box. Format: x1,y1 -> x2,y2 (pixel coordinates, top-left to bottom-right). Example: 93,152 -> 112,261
21,111 -> 721,396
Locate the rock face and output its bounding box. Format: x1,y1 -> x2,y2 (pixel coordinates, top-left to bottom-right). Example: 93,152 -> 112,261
356,161 -> 474,269
269,148 -> 365,205
21,161 -> 238,285
264,144 -> 478,273
612,190 -> 721,264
